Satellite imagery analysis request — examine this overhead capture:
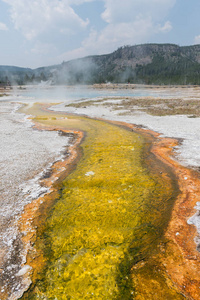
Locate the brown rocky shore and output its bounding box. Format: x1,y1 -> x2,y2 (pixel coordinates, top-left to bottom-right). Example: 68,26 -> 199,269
131,124 -> 200,299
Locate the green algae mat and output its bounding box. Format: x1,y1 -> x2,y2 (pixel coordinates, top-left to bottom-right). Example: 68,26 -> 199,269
21,104 -> 184,300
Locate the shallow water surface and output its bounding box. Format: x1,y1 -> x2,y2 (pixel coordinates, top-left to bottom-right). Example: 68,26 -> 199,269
21,105 -> 183,299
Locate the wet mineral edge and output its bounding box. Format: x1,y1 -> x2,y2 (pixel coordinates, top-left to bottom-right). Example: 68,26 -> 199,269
20,103 -> 185,299
0,102 -> 73,300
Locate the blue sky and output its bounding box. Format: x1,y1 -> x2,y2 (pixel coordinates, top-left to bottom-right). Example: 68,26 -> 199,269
0,0 -> 199,68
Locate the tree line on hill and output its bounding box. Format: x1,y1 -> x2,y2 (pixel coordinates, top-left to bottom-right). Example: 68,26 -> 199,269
1,43 -> 200,86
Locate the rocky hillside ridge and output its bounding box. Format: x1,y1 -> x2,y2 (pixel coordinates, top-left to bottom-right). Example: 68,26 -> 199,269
1,43 -> 200,85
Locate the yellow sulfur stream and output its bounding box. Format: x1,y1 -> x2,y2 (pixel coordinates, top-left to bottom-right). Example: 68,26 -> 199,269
21,104 -> 183,299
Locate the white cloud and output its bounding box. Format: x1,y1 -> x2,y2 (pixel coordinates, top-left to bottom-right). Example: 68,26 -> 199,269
158,21 -> 172,33
84,17 -> 155,52
58,17 -> 155,62
0,22 -> 8,31
101,0 -> 176,24
31,41 -> 57,55
59,0 -> 175,62
194,35 -> 200,45
2,0 -> 89,40
89,0 -> 175,55
68,0 -> 95,4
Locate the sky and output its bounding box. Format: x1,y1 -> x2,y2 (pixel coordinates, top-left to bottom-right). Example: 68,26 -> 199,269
0,0 -> 200,68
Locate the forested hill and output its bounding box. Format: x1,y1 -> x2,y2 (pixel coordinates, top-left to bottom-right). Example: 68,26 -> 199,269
2,43 -> 200,85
